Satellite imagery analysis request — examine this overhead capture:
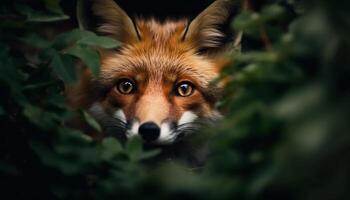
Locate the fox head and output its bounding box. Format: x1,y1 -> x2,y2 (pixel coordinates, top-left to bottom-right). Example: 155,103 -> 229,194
66,0 -> 240,144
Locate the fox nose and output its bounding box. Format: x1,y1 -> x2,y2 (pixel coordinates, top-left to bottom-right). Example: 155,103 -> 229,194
138,122 -> 160,142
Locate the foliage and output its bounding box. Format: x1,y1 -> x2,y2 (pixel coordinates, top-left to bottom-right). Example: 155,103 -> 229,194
1,0 -> 349,199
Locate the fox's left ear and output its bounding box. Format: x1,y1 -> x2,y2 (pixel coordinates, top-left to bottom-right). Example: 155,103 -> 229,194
182,0 -> 241,51
77,0 -> 140,44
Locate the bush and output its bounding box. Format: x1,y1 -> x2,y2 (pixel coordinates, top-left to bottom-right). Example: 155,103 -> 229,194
1,0 -> 349,199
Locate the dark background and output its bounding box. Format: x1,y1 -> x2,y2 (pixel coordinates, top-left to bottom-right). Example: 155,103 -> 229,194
115,0 -> 214,19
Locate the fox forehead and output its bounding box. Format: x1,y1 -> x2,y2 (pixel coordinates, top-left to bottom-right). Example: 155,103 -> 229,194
99,49 -> 218,86
98,19 -> 220,87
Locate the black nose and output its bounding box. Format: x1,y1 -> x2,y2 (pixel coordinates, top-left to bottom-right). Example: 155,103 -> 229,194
138,122 -> 160,142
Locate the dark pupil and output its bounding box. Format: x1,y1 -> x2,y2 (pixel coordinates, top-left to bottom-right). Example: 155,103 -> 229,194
180,84 -> 189,94
121,82 -> 132,92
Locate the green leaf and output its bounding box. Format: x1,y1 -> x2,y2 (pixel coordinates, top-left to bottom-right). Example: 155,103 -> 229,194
101,138 -> 123,160
0,161 -> 19,175
261,5 -> 286,21
43,0 -> 64,14
0,46 -> 21,89
232,11 -> 261,30
46,93 -> 67,109
139,149 -> 161,160
27,14 -> 69,22
19,33 -> 50,49
52,29 -> 95,50
30,142 -> 84,175
50,51 -> 77,83
15,3 -> 69,22
232,11 -> 262,37
126,136 -> 143,161
23,105 -> 59,129
0,43 -> 27,105
0,106 -> 4,116
235,51 -> 281,63
22,81 -> 57,91
38,47 -> 57,61
52,29 -> 120,50
65,44 -> 100,77
77,35 -> 121,49
83,111 -> 102,133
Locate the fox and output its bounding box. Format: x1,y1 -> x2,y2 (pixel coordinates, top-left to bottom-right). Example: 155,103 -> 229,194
66,0 -> 240,151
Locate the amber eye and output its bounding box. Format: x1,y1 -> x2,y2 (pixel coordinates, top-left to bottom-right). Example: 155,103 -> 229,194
116,79 -> 135,94
176,82 -> 194,97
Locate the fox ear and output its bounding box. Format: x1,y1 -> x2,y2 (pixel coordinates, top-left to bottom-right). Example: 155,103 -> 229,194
78,0 -> 140,43
182,0 -> 236,49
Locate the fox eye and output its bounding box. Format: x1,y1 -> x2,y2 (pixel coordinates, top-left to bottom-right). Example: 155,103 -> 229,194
116,79 -> 135,94
175,81 -> 194,97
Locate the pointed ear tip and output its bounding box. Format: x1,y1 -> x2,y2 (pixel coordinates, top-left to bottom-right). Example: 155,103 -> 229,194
233,31 -> 243,46
215,0 -> 234,6
84,0 -> 139,41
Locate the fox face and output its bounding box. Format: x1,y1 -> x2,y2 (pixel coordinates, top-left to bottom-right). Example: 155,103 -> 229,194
66,0 -> 239,144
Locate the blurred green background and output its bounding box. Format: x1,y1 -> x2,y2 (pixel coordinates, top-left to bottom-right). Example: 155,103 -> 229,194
1,0 -> 350,199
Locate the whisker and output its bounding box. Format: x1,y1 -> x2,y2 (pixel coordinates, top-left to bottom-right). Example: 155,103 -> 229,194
174,118 -> 217,140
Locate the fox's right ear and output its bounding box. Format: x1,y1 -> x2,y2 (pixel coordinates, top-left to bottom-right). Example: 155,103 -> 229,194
182,0 -> 241,52
77,0 -> 140,43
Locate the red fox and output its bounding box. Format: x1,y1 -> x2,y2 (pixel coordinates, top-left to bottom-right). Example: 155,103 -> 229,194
66,0 -> 240,145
